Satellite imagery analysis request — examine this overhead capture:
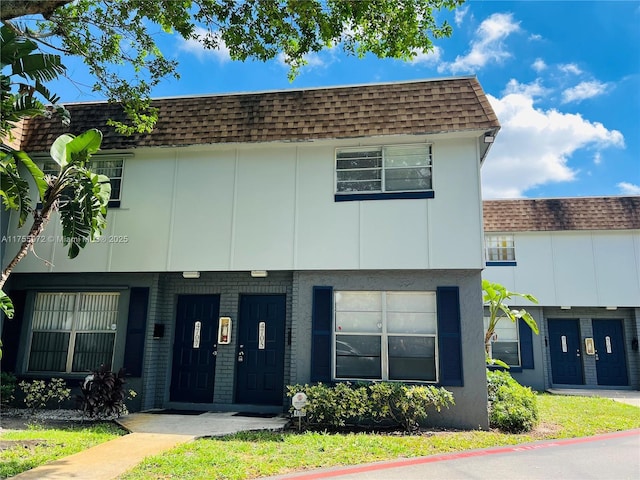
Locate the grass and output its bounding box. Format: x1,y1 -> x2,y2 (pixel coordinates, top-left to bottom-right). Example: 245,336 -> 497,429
0,422 -> 125,478
120,394 -> 640,480
1,395 -> 637,479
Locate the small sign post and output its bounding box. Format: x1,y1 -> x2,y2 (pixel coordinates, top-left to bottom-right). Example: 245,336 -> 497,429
292,392 -> 308,431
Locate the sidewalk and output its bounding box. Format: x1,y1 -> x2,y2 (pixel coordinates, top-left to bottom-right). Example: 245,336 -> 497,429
10,411 -> 290,480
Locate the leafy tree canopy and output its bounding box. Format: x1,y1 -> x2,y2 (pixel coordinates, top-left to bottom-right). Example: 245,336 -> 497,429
1,0 -> 465,134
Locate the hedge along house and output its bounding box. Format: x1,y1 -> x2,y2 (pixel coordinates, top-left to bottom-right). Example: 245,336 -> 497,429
1,77 -> 500,429
482,197 -> 640,391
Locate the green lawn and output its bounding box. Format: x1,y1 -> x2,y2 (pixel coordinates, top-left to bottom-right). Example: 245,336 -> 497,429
0,422 -> 124,478
2,395 -> 638,479
120,395 -> 640,480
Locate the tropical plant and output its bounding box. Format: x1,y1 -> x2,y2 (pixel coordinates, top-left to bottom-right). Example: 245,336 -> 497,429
1,0 -> 466,134
78,365 -> 134,418
0,24 -> 69,139
482,279 -> 539,364
0,129 -> 109,321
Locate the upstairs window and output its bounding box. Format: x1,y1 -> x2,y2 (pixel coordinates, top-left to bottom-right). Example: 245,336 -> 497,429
335,144 -> 433,201
42,156 -> 124,207
485,235 -> 516,265
28,292 -> 120,373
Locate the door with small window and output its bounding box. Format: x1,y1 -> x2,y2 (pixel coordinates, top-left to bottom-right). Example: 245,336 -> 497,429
593,319 -> 628,386
548,319 -> 583,385
235,295 -> 286,405
170,295 -> 220,403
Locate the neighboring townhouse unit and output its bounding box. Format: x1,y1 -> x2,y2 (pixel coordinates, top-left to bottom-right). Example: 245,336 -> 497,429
483,197 -> 640,391
1,77 -> 500,429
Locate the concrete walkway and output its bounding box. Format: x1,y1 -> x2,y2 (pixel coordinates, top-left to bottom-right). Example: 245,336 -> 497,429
547,388 -> 640,407
10,411 -> 290,480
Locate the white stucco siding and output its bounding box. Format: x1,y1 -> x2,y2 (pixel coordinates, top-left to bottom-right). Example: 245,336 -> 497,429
8,134 -> 485,273
232,147 -> 297,269
295,145 -> 360,269
428,139 -> 484,269
168,149 -> 237,270
483,230 -> 640,307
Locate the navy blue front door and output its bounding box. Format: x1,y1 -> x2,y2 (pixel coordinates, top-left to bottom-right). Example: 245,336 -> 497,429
593,319 -> 628,386
170,295 -> 220,403
236,295 -> 286,405
548,319 -> 584,385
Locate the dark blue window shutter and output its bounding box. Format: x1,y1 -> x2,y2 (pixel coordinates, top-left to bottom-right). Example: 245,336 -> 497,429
519,318 -> 534,369
311,286 -> 333,383
122,287 -> 149,377
1,290 -> 27,372
437,286 -> 463,386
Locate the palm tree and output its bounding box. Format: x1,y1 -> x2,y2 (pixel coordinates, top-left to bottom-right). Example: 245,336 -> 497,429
1,23 -> 69,139
483,279 -> 539,366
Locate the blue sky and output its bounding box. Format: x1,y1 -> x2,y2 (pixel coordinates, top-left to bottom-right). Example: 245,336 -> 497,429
50,1 -> 639,199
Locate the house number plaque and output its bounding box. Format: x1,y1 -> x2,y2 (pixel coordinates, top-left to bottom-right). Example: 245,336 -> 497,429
258,322 -> 266,350
193,321 -> 201,349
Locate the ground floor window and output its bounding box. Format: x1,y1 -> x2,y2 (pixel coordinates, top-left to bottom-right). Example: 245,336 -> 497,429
334,291 -> 437,382
484,317 -> 520,366
28,292 -> 120,373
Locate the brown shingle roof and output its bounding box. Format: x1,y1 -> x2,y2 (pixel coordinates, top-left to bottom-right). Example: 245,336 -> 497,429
483,197 -> 640,232
18,77 -> 499,152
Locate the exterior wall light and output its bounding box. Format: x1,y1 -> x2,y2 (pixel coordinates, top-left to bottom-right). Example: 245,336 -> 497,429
182,271 -> 200,279
251,270 -> 268,278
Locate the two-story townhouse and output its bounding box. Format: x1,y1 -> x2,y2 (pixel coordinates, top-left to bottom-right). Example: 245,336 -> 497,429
482,197 -> 640,391
1,77 -> 500,429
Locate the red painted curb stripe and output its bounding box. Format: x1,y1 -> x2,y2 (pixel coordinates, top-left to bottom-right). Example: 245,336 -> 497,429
285,429 -> 640,479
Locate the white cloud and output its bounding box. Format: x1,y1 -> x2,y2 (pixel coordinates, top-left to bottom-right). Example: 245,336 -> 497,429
481,92 -> 625,198
528,33 -> 542,41
593,152 -> 602,165
618,182 -> 640,195
410,46 -> 442,65
562,80 -> 609,103
177,27 -> 231,62
454,5 -> 470,27
439,13 -> 520,74
559,63 -> 582,75
532,58 -> 547,72
503,78 -> 549,98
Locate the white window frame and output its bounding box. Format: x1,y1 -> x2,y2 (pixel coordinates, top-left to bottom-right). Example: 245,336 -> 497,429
27,292 -> 120,373
484,317 -> 521,367
333,291 -> 439,383
335,143 -> 433,195
41,155 -> 126,203
485,234 -> 516,263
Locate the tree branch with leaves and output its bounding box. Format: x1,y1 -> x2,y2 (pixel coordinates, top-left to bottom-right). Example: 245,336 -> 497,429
1,0 -> 466,134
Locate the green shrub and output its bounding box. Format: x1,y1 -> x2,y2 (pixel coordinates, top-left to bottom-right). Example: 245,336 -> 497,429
1,371 -> 17,406
287,382 -> 454,432
487,370 -> 538,433
18,378 -> 71,411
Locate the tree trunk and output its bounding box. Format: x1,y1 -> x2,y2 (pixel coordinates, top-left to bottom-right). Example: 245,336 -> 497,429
0,0 -> 72,21
0,209 -> 52,290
